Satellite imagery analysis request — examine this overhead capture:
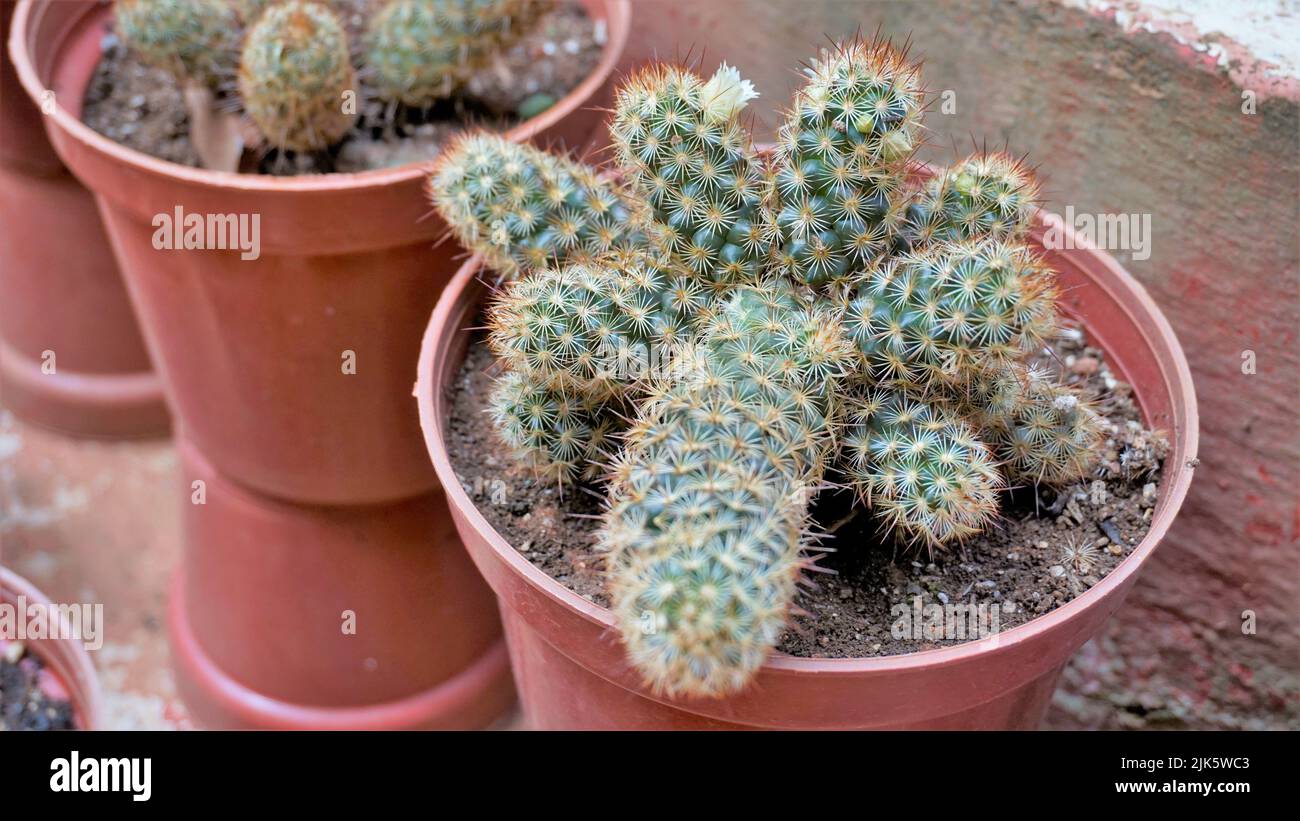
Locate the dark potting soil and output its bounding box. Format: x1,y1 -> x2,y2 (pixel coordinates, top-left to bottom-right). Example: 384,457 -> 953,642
445,322 -> 1170,660
80,1 -> 604,175
0,642 -> 76,731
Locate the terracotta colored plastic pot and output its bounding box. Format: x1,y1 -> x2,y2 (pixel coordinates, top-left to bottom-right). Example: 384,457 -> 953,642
8,0 -> 629,504
0,566 -> 104,730
415,216 -> 1199,729
168,437 -> 514,730
0,0 -> 167,439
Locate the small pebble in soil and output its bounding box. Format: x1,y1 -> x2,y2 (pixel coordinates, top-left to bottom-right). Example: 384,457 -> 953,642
0,642 -> 76,731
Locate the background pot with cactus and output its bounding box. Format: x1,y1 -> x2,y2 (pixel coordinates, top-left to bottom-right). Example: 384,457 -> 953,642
0,567 -> 104,730
416,38 -> 1197,728
7,0 -> 627,729
9,0 -> 629,503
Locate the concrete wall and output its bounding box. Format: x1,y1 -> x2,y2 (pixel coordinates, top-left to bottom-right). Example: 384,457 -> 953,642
619,0 -> 1300,729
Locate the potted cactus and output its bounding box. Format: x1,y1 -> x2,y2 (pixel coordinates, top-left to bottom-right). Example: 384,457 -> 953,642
416,38 -> 1198,727
7,0 -> 628,729
8,0 -> 629,504
0,567 -> 104,730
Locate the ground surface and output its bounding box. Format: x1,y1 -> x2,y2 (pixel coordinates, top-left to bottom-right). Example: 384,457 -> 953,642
0,408 -> 189,730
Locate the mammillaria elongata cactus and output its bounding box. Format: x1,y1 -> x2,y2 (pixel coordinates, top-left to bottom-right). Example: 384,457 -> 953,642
430,134 -> 644,280
239,0 -> 358,153
364,0 -> 540,108
610,64 -> 770,288
428,35 -> 1104,698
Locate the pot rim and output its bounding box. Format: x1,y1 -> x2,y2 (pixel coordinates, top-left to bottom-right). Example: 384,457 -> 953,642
0,566 -> 105,730
7,0 -> 630,194
416,207 -> 1199,677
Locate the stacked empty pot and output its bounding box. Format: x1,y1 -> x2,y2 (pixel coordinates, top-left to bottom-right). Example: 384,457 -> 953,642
8,0 -> 629,729
0,0 -> 167,437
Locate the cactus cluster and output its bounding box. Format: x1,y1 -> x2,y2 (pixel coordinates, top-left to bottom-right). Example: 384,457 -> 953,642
114,0 -> 241,89
113,0 -> 546,156
429,35 -> 1105,698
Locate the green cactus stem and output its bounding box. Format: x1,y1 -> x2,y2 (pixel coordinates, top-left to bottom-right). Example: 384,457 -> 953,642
601,282 -> 856,697
610,63 -> 770,288
114,0 -> 240,89
770,36 -> 923,286
238,0 -> 359,153
364,0 -> 538,108
429,132 -> 645,281
903,152 -> 1040,249
841,239 -> 1057,388
841,386 -> 1001,547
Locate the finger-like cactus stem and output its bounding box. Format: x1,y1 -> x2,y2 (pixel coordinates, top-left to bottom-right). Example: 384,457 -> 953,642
429,132 -> 645,281
238,0 -> 359,152
364,0 -> 540,108
610,63 -> 771,288
903,152 -> 1040,249
770,36 -> 923,286
487,255 -> 711,402
841,386 -> 1001,547
488,370 -> 620,485
602,282 -> 856,697
114,0 -> 240,89
841,239 -> 1057,387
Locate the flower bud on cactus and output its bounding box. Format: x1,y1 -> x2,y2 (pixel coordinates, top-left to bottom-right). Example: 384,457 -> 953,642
841,387 -> 1001,546
238,0 -> 359,152
610,63 -> 771,287
364,0 -> 537,107
114,0 -> 240,88
489,371 -> 619,485
941,362 -> 1102,485
903,153 -> 1040,248
771,36 -> 923,286
430,132 -> 644,281
602,282 -> 856,697
488,255 -> 711,402
842,239 -> 1057,387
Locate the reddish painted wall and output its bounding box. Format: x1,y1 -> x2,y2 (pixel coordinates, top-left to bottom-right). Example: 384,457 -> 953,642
620,0 -> 1300,729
